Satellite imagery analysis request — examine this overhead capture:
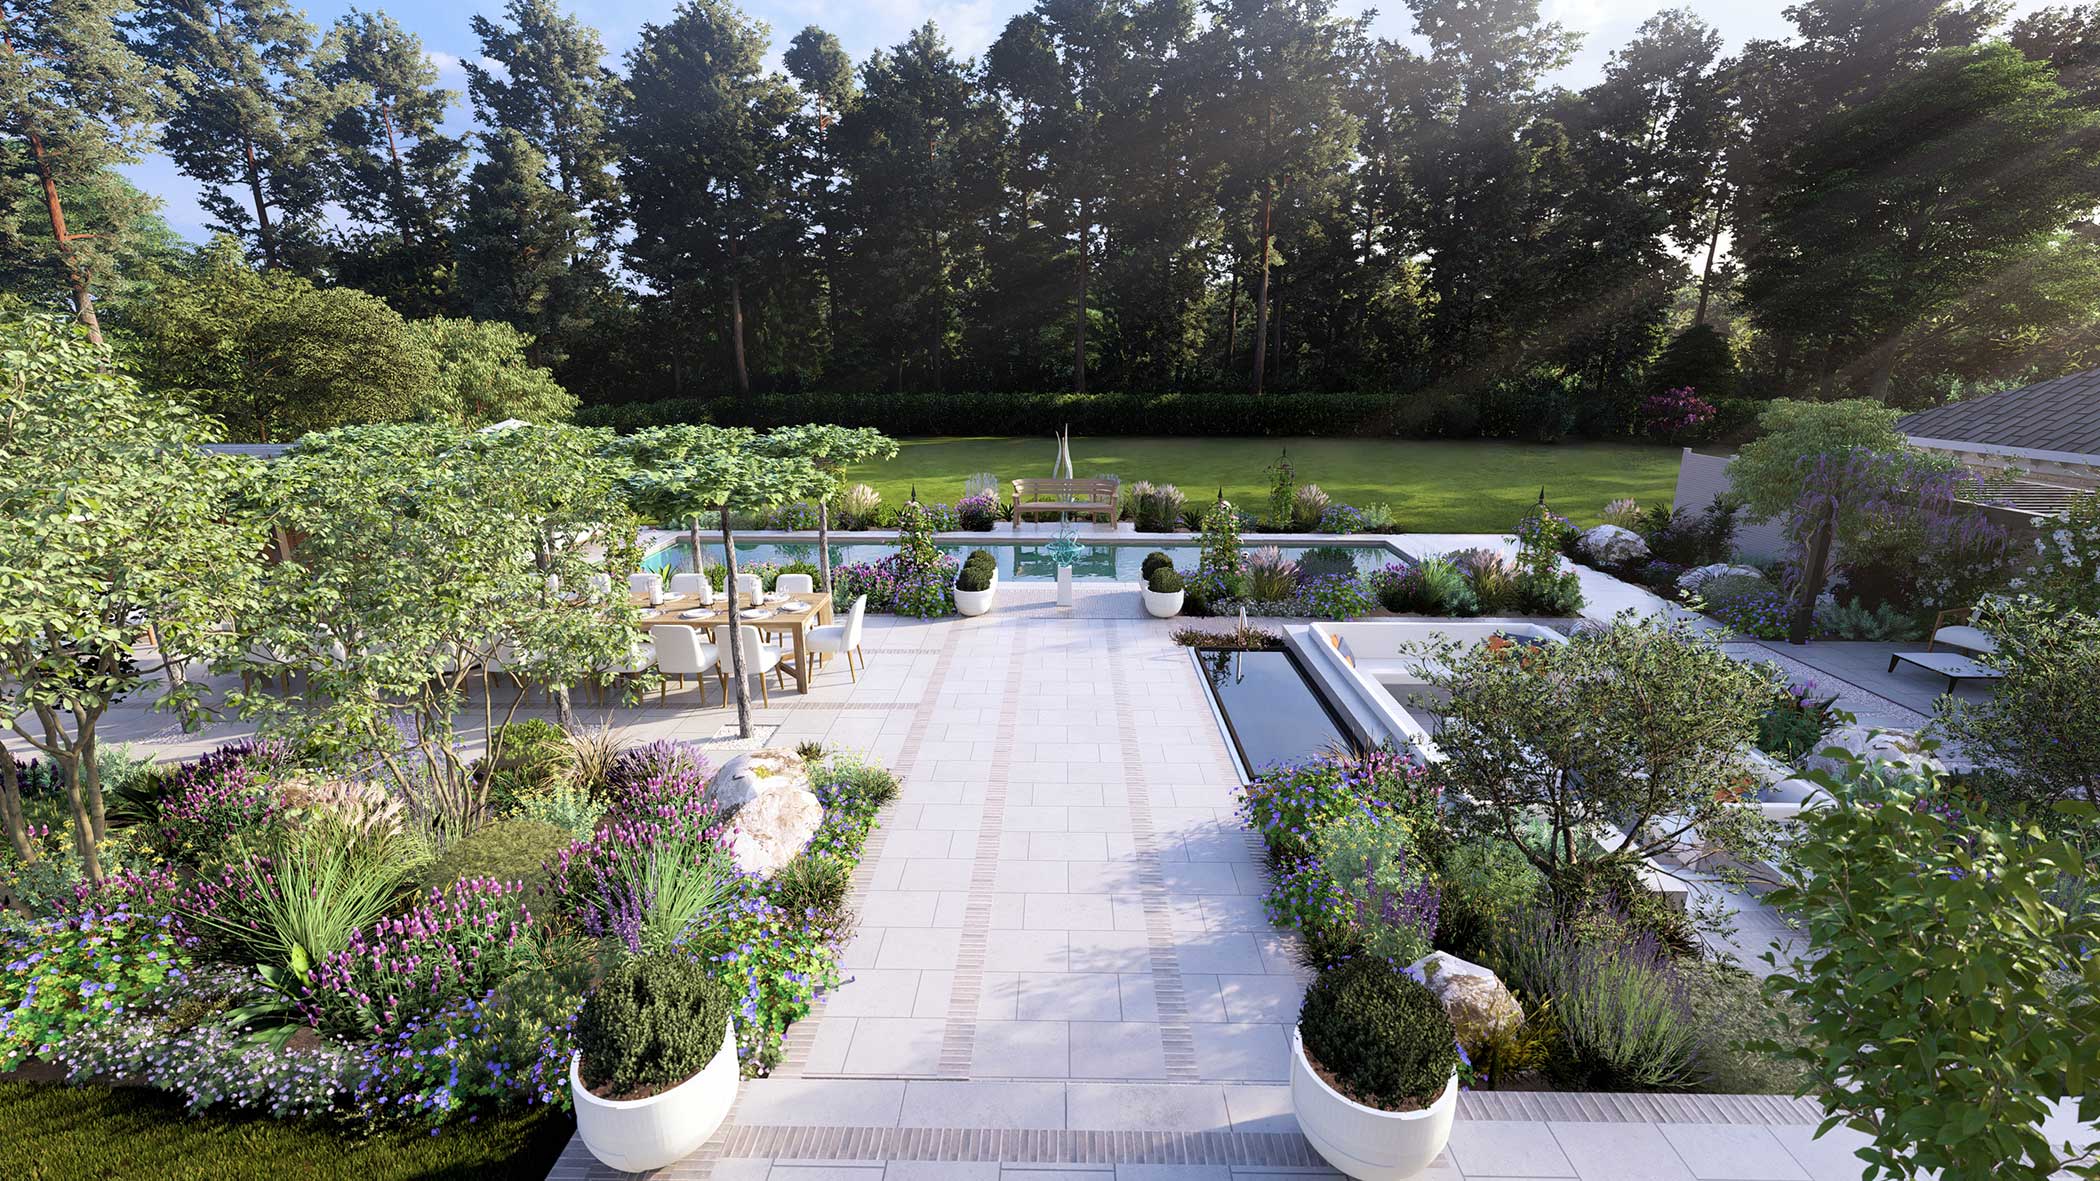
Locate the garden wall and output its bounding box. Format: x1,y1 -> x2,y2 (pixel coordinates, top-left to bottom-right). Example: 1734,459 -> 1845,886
1674,449 -> 1789,560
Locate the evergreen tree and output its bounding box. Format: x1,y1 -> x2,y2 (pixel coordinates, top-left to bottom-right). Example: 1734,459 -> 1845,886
0,0 -> 166,340
455,129 -> 587,367
319,10 -> 465,316
619,0 -> 803,400
784,26 -> 857,362
132,0 -> 354,272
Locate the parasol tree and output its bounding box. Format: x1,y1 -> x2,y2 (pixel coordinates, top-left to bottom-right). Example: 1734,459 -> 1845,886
608,425 -> 835,737
757,424 -> 898,595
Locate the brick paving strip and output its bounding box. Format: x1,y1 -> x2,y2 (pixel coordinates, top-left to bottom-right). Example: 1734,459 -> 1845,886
1108,620 -> 1200,1081
772,620 -> 964,1077
934,620 -> 1027,1077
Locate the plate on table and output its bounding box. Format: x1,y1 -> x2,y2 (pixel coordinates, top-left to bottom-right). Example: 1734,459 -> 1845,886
763,592 -> 787,604
742,607 -> 777,620
638,608 -> 662,619
679,609 -> 712,620
778,601 -> 809,613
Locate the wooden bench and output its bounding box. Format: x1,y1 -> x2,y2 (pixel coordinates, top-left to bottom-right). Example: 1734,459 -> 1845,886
1011,477 -> 1121,528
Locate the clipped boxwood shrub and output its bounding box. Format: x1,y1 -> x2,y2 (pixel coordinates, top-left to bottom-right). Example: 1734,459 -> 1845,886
955,564 -> 992,593
1147,566 -> 1184,594
1140,550 -> 1175,581
418,818 -> 571,898
575,952 -> 734,1099
1298,956 -> 1459,1111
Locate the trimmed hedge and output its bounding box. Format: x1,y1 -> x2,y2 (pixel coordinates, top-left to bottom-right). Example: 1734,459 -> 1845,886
1298,956 -> 1460,1111
579,390 -> 1555,440
575,952 -> 735,1098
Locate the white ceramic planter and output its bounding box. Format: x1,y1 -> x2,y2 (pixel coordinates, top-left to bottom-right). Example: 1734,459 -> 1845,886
1290,1027 -> 1457,1181
955,577 -> 996,617
1141,586 -> 1185,619
572,1019 -> 739,1173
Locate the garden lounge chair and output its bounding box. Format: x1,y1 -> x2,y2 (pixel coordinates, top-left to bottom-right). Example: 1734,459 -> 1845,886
1927,604 -> 1999,657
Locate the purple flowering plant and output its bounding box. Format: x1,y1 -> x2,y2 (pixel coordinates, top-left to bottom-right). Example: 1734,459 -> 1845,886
1,896 -> 191,1070
300,876 -> 538,1040
155,738 -> 295,865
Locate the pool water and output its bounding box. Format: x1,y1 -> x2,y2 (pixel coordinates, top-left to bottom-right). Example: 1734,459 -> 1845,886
646,539 -> 1399,582
1194,648 -> 1362,777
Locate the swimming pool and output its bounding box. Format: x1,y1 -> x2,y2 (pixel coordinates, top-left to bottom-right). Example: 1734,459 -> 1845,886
644,538 -> 1403,582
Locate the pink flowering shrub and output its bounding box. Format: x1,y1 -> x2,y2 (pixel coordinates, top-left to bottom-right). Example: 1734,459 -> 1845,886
156,739 -> 294,866
1641,387 -> 1717,443
299,876 -> 537,1039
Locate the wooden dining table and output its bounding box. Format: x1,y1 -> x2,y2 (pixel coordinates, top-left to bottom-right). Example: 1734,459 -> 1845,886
628,590 -> 835,693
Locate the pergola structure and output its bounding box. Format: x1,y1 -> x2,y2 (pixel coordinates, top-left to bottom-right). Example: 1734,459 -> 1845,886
1899,368 -> 2100,515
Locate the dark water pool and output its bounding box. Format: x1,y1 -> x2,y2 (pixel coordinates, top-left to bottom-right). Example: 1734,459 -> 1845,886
1194,648 -> 1361,777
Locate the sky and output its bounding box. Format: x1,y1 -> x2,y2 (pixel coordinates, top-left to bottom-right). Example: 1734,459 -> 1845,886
121,0 -> 2061,242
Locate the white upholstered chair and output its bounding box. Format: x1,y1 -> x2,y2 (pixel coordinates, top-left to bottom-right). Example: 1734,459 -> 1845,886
806,594 -> 867,681
727,624 -> 784,705
775,573 -> 815,595
649,625 -> 719,707
629,572 -> 663,600
669,572 -> 714,603
734,572 -> 763,601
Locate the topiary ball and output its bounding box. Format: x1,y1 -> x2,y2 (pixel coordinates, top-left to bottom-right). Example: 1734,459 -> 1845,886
1148,566 -> 1184,594
575,952 -> 734,1098
1298,956 -> 1460,1111
1141,550 -> 1174,580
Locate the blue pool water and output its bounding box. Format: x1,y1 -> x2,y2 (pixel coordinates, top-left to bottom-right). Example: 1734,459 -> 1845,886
645,538 -> 1399,582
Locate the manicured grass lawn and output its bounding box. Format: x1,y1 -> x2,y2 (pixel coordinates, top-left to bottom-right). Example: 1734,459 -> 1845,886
0,1082 -> 574,1180
844,436 -> 1685,531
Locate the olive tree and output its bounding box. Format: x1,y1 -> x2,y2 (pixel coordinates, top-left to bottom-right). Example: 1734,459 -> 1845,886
1417,613 -> 1782,908
0,308 -> 265,879
757,424 -> 898,594
606,425 -> 834,738
236,423 -> 637,832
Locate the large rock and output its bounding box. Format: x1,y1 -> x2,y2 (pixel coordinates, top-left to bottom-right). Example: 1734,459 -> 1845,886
1677,563 -> 1765,595
1408,951 -> 1523,1052
1578,524 -> 1650,566
1801,725 -> 1947,779
707,749 -> 822,878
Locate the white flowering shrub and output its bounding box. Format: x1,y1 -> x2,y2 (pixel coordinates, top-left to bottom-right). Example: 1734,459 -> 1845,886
2020,491 -> 2100,614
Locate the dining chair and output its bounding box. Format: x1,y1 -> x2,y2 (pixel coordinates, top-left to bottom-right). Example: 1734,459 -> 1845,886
669,572 -> 714,603
734,572 -> 762,601
649,625 -> 719,707
775,573 -> 815,595
807,594 -> 867,681
594,636 -> 655,706
731,624 -> 784,706
629,572 -> 663,599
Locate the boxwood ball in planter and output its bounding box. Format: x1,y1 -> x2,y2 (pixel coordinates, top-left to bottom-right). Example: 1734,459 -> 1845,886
1292,957 -> 1462,1181
571,953 -> 740,1172
955,549 -> 998,617
1143,564 -> 1185,619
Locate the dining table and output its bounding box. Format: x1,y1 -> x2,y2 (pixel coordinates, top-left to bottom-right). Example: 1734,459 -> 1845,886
628,589 -> 835,694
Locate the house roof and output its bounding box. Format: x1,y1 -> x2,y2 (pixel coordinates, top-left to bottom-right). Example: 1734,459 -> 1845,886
1898,368 -> 2100,463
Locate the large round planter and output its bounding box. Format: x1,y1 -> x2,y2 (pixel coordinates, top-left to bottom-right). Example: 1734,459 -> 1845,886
955,579 -> 996,617
571,1019 -> 739,1173
1141,587 -> 1185,619
1290,1027 -> 1458,1181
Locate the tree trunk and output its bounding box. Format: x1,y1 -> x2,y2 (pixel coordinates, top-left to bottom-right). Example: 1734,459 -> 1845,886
54,739 -> 101,884
1224,273 -> 1238,373
379,100 -> 415,248
1250,178 -> 1274,397
720,508 -> 752,739
818,500 -> 834,597
729,268 -> 751,399
1074,196 -> 1089,395
0,752 -> 31,861
688,517 -> 704,578
1787,512 -> 1834,646
242,137 -> 280,269
1693,196 -> 1724,327
24,126 -> 103,343
1864,341 -> 1899,402
81,719 -> 103,842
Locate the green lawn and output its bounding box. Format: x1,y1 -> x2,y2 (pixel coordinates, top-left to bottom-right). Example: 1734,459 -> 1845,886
843,437 -> 1685,531
0,1082 -> 575,1181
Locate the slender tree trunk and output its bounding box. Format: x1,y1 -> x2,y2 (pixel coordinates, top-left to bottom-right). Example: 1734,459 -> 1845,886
1250,178 -> 1274,397
0,752 -> 31,861
80,718 -> 103,842
1693,196 -> 1724,327
24,126 -> 102,343
818,500 -> 834,597
1074,196 -> 1089,395
1788,512 -> 1834,646
242,136 -> 280,268
720,507 -> 752,739
379,100 -> 415,248
688,517 -> 704,578
1224,273 -> 1238,373
729,269 -> 751,399
1864,340 -> 1899,402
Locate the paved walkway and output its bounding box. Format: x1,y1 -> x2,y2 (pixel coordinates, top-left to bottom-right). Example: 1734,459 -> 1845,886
535,583 -> 1900,1181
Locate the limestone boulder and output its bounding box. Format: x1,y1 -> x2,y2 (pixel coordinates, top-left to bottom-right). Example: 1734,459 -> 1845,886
1577,524 -> 1650,567
707,748 -> 822,878
1408,951 -> 1523,1051
1677,563 -> 1765,595
1801,725 -> 1947,779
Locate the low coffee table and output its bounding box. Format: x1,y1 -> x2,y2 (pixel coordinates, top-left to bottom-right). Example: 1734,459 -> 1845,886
1888,650 -> 2003,692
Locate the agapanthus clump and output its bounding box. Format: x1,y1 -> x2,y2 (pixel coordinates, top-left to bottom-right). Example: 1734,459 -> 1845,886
300,876 -> 537,1039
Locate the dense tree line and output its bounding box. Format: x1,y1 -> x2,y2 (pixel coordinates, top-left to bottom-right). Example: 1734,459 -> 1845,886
5,0 -> 2100,435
